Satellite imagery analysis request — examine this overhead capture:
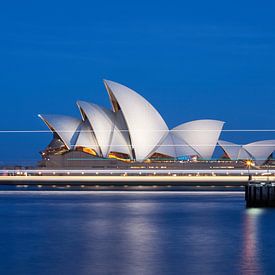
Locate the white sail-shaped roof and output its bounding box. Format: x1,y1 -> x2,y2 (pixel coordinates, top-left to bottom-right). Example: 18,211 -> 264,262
218,140 -> 242,160
172,120 -> 224,159
38,114 -> 81,149
74,121 -> 100,155
104,80 -> 169,161
243,140 -> 275,165
218,139 -> 275,164
77,101 -> 115,157
77,101 -> 133,158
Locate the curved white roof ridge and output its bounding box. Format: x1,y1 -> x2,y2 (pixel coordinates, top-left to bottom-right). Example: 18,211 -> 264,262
172,119 -> 225,159
38,114 -> 82,149
103,79 -> 169,161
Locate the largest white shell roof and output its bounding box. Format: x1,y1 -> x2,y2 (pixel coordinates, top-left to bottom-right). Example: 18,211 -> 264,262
104,80 -> 169,161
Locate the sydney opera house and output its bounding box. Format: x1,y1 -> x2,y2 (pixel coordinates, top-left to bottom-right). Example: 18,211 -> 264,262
39,80 -> 275,168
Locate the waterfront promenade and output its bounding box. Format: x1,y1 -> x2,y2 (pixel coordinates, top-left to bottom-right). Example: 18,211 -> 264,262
0,169 -> 273,190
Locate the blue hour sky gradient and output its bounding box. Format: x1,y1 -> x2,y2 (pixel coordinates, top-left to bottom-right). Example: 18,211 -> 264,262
0,0 -> 275,162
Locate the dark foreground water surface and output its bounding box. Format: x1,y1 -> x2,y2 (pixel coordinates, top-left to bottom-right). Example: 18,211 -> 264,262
0,191 -> 275,275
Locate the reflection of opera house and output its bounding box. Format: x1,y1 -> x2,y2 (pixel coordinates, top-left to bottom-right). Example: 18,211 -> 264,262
39,80 -> 275,168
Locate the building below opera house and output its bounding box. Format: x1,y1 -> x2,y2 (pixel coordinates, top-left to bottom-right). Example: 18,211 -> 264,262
38,80 -> 275,169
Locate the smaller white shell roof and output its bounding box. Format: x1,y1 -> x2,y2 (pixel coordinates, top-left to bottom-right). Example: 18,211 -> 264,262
77,101 -> 115,157
243,140 -> 275,165
77,101 -> 133,158
172,119 -> 224,159
38,114 -> 81,149
218,139 -> 275,164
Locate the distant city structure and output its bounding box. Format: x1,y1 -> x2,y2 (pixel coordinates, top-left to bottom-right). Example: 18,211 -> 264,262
39,80 -> 275,167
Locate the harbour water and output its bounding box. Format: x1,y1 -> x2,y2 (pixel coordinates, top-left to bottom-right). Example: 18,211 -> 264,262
0,191 -> 274,275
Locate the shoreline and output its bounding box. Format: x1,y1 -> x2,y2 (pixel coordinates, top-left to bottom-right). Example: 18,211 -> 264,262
0,175 -> 250,191
0,173 -> 272,191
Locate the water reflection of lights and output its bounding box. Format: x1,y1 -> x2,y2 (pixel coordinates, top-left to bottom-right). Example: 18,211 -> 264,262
241,208 -> 264,275
246,208 -> 265,216
123,203 -> 159,274
82,200 -> 160,275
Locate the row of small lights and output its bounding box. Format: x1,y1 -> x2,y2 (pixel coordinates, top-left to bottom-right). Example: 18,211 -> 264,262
15,184 -> 245,189
13,171 -> 275,176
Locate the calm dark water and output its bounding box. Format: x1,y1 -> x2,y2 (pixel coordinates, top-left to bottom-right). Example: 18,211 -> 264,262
0,191 -> 274,275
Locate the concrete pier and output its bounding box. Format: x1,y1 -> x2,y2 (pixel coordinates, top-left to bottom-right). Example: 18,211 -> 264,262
246,181 -> 275,207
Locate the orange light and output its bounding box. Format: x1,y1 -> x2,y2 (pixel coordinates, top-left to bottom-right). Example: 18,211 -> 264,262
246,160 -> 254,167
82,147 -> 97,156
108,153 -> 130,162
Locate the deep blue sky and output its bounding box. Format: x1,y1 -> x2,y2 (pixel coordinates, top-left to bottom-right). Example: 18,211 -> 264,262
0,0 -> 275,163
